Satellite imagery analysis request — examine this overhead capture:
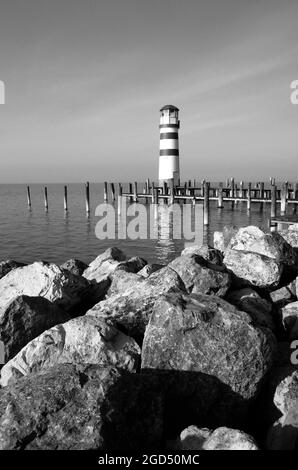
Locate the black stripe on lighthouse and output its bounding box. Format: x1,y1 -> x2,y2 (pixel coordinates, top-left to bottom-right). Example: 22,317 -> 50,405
160,133 -> 178,140
160,149 -> 179,156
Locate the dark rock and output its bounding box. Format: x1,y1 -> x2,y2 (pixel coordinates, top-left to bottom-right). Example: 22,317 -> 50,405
142,292 -> 276,404
203,427 -> 258,450
225,288 -> 275,330
178,426 -> 212,450
115,256 -> 147,274
0,295 -> 70,362
0,364 -> 163,450
0,260 -> 26,280
267,407 -> 298,449
60,259 -> 88,276
168,255 -> 231,297
281,302 -> 298,339
87,267 -> 186,342
181,244 -> 223,265
138,264 -> 164,278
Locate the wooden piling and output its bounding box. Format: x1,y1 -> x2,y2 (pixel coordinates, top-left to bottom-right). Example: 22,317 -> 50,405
44,187 -> 48,212
230,177 -> 235,209
64,186 -> 68,212
203,181 -> 210,226
271,184 -> 276,218
163,181 -> 168,196
85,182 -> 90,213
217,183 -> 224,208
145,178 -> 150,194
153,187 -> 159,204
110,183 -> 115,202
247,183 -> 251,211
281,182 -> 288,215
239,181 -> 244,198
104,182 -> 108,202
133,182 -> 138,202
26,186 -> 32,210
129,183 -> 133,203
169,179 -> 175,204
151,182 -> 155,203
118,183 -> 123,197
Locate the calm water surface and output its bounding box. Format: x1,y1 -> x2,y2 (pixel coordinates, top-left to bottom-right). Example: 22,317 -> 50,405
0,183 -> 284,266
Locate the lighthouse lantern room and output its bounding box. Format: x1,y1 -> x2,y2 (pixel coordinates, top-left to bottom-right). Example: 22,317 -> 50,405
158,104 -> 180,185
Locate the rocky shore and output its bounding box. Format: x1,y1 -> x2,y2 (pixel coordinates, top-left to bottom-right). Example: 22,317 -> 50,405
1,225 -> 298,450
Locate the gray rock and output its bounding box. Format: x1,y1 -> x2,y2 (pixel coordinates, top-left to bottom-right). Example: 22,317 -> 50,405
108,270 -> 144,297
142,292 -> 276,403
225,288 -> 275,330
83,247 -> 126,282
267,407 -> 298,449
270,282 -> 296,304
115,256 -> 147,274
0,295 -> 70,362
0,364 -> 163,450
274,370 -> 298,415
168,255 -> 230,297
60,258 -> 88,276
203,427 -> 258,450
213,226 -> 238,253
178,425 -> 212,450
0,315 -> 140,386
281,301 -> 298,339
280,230 -> 298,249
181,244 -> 223,265
87,267 -> 186,341
0,260 -> 27,280
138,264 -> 164,278
224,249 -> 282,288
0,261 -> 92,314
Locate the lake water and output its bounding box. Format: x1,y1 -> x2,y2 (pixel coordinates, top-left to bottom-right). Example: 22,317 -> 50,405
0,183 -> 283,266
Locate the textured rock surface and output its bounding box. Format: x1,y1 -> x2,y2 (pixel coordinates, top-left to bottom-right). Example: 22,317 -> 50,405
267,407 -> 298,450
270,282 -> 296,304
179,426 -> 212,450
280,230 -> 298,249
0,364 -> 163,450
203,427 -> 258,450
108,270 -> 144,297
213,227 -> 238,253
138,264 -> 164,278
0,315 -> 140,386
0,261 -> 92,313
142,292 -> 276,402
224,249 -> 282,288
115,256 -> 147,274
83,247 -> 126,282
181,244 -> 223,265
0,295 -> 70,362
274,370 -> 298,415
168,255 -> 230,297
60,259 -> 88,276
0,260 -> 26,280
87,267 -> 186,341
281,302 -> 298,339
225,288 -> 274,330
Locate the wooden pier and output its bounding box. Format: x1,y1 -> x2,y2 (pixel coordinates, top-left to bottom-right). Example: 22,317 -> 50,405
25,178 -> 298,227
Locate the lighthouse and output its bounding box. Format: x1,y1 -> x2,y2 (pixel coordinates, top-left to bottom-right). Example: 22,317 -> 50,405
158,104 -> 180,185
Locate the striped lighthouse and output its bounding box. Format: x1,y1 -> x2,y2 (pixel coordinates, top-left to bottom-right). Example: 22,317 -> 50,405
159,104 -> 180,185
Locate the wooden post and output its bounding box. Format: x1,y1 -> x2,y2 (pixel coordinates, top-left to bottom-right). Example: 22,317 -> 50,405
133,182 -> 138,202
44,187 -> 48,212
118,183 -> 123,197
271,184 -> 276,218
163,181 -> 167,196
293,183 -> 298,214
154,187 -> 159,204
281,182 -> 288,215
230,177 -> 235,209
201,179 -> 205,197
203,181 -> 210,226
129,183 -> 133,203
217,183 -> 224,208
64,186 -> 68,212
85,182 -> 90,213
110,183 -> 115,202
145,178 -> 150,194
151,182 -> 155,203
27,186 -> 32,210
239,181 -> 244,198
104,182 -> 108,202
247,182 -> 251,211
169,178 -> 175,204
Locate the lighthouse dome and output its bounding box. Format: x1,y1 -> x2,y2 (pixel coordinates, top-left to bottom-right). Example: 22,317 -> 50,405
160,104 -> 179,112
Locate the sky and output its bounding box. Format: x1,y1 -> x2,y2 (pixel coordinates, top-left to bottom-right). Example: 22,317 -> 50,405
0,0 -> 298,183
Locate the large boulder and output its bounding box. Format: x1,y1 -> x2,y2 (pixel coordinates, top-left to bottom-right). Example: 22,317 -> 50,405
203,427 -> 258,450
178,426 -> 212,450
281,302 -> 298,339
274,370 -> 298,415
108,270 -> 144,297
0,364 -> 163,450
60,258 -> 88,276
0,261 -> 93,314
168,255 -> 230,297
225,288 -> 274,330
115,256 -> 147,274
0,295 -> 70,362
83,247 -> 126,283
280,230 -> 298,249
213,227 -> 238,253
181,244 -> 223,265
142,292 -> 276,404
0,315 -> 140,386
0,260 -> 26,280
223,226 -> 296,289
138,264 -> 164,278
270,281 -> 296,305
87,267 -> 186,342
